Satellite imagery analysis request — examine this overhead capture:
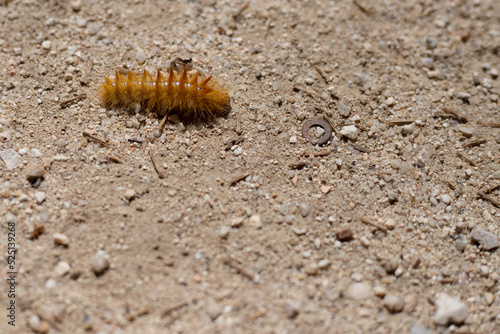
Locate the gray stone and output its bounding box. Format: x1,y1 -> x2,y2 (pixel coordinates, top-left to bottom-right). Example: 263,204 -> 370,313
421,57 -> 434,68
206,303 -> 222,320
88,22 -> 102,35
383,294 -> 404,313
457,126 -> 475,138
471,226 -> 499,251
0,149 -> 22,170
298,202 -> 311,217
434,293 -> 468,326
337,103 -> 351,117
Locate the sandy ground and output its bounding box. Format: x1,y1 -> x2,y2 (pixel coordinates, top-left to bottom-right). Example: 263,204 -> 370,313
0,0 -> 499,333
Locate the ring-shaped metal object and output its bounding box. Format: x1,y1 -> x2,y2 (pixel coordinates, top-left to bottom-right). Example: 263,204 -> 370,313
301,119 -> 333,146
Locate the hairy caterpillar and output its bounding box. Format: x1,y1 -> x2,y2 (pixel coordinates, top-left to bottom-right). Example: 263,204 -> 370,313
99,67 -> 231,120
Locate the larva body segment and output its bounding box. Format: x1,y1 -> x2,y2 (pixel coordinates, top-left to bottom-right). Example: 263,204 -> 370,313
99,67 -> 231,120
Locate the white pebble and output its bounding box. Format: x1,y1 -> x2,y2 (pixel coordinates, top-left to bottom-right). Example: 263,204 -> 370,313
42,41 -> 52,50
340,125 -> 359,140
35,191 -> 46,204
289,136 -> 297,144
54,261 -> 71,276
53,233 -> 70,246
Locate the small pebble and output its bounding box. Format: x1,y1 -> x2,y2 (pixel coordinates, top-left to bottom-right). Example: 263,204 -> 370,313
124,189 -> 136,200
440,194 -> 451,205
54,261 -> 71,276
26,163 -> 45,181
401,124 -> 414,135
233,146 -> 243,156
283,300 -> 300,318
373,285 -> 387,298
409,324 -> 432,334
41,40 -> 52,50
28,314 -> 41,331
346,282 -> 371,300
340,125 -> 359,140
206,303 -> 222,320
35,191 -> 46,204
433,293 -> 468,326
471,226 -> 499,251
53,233 -> 70,246
217,226 -> 230,239
90,251 -> 110,275
0,149 -> 22,170
421,57 -> 434,68
457,126 -> 475,138
289,136 -> 297,144
298,202 -> 310,217
136,48 -> 147,64
383,294 -> 404,313
248,214 -> 262,229
304,78 -> 314,85
403,294 -> 418,313
336,228 -> 354,242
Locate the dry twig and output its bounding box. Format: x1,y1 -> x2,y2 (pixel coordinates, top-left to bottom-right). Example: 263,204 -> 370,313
358,216 -> 388,233
456,152 -> 477,166
314,65 -> 329,83
83,131 -> 109,147
228,172 -> 251,186
300,150 -> 331,157
387,119 -> 414,126
293,86 -> 321,99
60,94 -> 86,108
149,149 -> 165,179
463,138 -> 486,148
477,192 -> 500,208
223,256 -> 255,281
161,297 -> 194,317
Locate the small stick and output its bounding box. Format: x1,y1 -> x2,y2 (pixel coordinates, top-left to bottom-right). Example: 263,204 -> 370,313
83,131 -> 109,147
60,94 -> 86,108
127,307 -> 151,321
387,119 -> 414,126
300,150 -> 331,157
225,136 -> 244,151
149,149 -> 165,179
247,308 -> 268,322
456,152 -> 477,166
463,138 -> 486,148
437,174 -> 461,194
161,297 -> 194,317
233,2 -> 249,19
293,86 -> 322,99
228,172 -> 251,186
477,192 -> 500,208
223,256 -> 255,281
158,113 -> 169,132
349,144 -> 371,153
314,65 -> 329,83
358,216 -> 388,233
442,107 -> 468,123
483,121 -> 500,128
353,0 -> 372,16
236,116 -> 242,135
102,152 -> 122,163
265,17 -> 272,37
484,184 -> 500,194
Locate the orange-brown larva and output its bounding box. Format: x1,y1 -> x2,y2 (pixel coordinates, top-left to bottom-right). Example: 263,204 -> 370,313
99,67 -> 231,120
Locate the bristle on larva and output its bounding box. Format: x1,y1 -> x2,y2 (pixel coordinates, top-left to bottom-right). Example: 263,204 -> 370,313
99,67 -> 231,120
